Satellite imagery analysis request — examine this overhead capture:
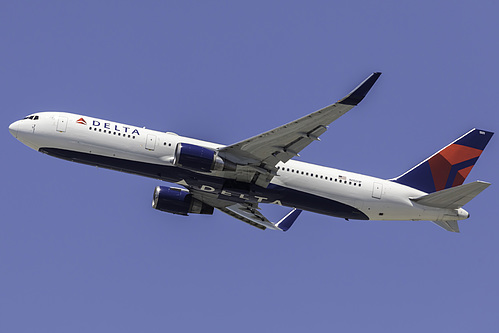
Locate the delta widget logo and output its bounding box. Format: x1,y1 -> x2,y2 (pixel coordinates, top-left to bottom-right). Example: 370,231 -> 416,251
76,118 -> 87,125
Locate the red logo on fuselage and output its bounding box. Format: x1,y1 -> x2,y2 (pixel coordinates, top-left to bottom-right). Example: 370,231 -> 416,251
76,118 -> 87,125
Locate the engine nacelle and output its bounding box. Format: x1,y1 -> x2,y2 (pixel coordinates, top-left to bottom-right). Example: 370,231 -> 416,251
173,143 -> 235,172
152,186 -> 214,215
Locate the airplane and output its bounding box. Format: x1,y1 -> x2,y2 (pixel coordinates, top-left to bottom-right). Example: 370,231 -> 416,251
8,72 -> 494,233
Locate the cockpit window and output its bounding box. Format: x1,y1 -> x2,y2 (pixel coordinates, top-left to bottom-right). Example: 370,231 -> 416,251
23,115 -> 39,120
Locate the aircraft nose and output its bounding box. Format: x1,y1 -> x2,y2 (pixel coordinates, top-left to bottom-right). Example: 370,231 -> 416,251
9,120 -> 19,138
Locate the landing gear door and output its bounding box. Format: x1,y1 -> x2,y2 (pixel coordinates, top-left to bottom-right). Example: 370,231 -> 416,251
145,134 -> 156,151
56,117 -> 67,132
372,182 -> 383,199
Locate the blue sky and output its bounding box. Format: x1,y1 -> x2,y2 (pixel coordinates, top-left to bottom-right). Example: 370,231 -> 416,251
2,1 -> 498,332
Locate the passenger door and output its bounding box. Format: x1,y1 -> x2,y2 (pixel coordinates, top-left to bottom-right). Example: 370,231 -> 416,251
56,116 -> 67,132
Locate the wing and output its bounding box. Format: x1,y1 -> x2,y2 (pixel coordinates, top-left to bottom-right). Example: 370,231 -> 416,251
218,72 -> 381,187
190,189 -> 301,231
218,204 -> 302,231
219,203 -> 278,230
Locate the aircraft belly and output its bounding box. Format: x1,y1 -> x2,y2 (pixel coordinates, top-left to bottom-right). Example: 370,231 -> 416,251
38,147 -> 369,220
272,174 -> 369,219
266,184 -> 369,220
38,147 -> 190,183
40,148 -> 425,222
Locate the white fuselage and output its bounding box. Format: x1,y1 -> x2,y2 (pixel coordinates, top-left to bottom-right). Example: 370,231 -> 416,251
9,112 -> 469,223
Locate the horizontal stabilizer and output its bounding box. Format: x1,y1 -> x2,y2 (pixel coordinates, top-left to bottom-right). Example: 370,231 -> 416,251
411,181 -> 491,209
432,220 -> 460,233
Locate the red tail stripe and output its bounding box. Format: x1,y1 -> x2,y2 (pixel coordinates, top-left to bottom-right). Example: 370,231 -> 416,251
439,144 -> 482,165
428,154 -> 452,192
452,166 -> 474,187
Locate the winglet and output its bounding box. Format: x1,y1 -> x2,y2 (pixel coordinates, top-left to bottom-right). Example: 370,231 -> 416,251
339,72 -> 382,105
275,208 -> 302,231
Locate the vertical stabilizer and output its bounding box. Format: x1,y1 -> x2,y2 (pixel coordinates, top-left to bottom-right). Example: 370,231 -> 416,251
392,129 -> 493,193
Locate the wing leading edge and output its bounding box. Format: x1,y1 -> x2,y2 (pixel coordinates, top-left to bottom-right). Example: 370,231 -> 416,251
218,72 -> 381,187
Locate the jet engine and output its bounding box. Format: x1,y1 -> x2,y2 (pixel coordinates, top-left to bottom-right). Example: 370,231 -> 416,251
152,186 -> 214,215
173,143 -> 235,172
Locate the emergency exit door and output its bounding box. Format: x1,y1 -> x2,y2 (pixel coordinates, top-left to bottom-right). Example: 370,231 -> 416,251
145,134 -> 156,151
372,182 -> 383,199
